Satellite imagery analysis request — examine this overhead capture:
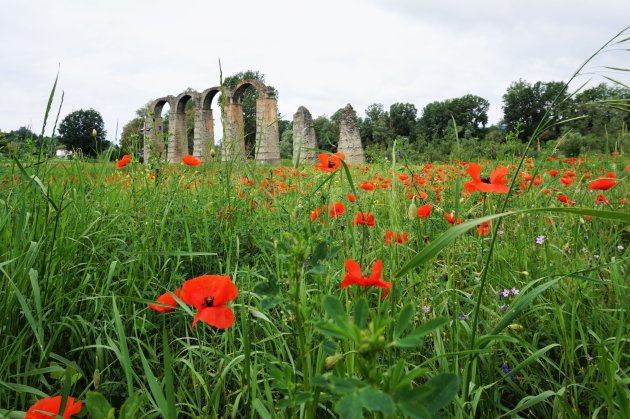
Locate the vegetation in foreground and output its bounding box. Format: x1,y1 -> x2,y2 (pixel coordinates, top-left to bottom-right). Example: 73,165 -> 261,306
0,146 -> 628,417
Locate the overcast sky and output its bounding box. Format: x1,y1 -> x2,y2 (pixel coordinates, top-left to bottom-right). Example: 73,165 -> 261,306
1,1 -> 628,143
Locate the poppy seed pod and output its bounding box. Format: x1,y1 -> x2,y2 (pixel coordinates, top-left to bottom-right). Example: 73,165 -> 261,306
408,199 -> 418,220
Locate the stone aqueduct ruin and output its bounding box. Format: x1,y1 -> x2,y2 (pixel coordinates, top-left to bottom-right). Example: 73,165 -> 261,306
144,79 -> 365,165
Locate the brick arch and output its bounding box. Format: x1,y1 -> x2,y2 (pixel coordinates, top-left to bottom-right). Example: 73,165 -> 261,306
200,87 -> 221,111
232,79 -> 270,103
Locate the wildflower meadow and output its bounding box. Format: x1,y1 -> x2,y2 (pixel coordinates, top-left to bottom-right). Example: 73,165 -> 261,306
2,35 -> 630,419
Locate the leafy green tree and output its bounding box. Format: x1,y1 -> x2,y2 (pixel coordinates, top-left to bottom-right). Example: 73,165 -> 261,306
389,103 -> 417,138
120,102 -> 152,155
223,70 -> 277,157
566,83 -> 630,137
0,132 -> 7,153
418,95 -> 489,140
58,109 -> 108,157
361,103 -> 393,146
501,80 -> 567,141
313,115 -> 336,152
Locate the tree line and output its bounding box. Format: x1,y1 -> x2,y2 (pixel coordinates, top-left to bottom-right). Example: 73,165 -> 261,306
2,73 -> 628,162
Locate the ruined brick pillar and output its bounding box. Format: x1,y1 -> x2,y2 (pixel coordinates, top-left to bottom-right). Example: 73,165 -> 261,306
193,108 -> 213,160
337,104 -> 365,164
167,111 -> 186,163
222,96 -> 246,161
254,92 -> 280,164
292,106 -> 317,165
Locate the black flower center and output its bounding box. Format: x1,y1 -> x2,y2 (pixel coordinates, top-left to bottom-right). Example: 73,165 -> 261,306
328,161 -> 335,168
203,296 -> 214,307
480,177 -> 491,184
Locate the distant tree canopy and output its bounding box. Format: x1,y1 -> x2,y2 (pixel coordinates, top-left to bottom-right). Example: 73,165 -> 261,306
418,94 -> 489,140
58,109 -> 108,157
120,102 -> 151,155
565,83 -> 630,137
501,80 -> 567,141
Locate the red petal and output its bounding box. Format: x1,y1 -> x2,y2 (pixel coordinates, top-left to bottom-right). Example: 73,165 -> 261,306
490,166 -> 509,185
344,259 -> 363,279
181,275 -> 238,309
369,260 -> 383,282
26,396 -> 82,419
466,163 -> 482,182
192,306 -> 235,329
148,289 -> 180,313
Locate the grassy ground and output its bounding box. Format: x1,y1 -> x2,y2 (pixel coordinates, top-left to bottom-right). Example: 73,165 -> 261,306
0,151 -> 628,417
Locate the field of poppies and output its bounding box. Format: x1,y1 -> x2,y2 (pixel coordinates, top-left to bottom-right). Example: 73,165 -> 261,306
0,146 -> 628,418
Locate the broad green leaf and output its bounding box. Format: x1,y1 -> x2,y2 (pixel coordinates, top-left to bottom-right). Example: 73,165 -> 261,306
323,295 -> 347,326
86,391 -> 115,419
335,392 -> 363,419
419,373 -> 460,414
359,388 -> 395,414
394,303 -> 414,339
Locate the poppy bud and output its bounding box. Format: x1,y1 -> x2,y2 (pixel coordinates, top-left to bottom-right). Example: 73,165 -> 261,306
91,128 -> 97,138
93,369 -> 101,389
508,323 -> 523,330
210,148 -> 216,159
325,354 -> 341,370
408,199 -> 417,220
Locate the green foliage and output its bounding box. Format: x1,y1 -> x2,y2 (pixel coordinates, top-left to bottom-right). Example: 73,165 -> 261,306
502,79 -> 568,141
316,296 -> 456,418
418,94 -> 490,141
58,108 -> 109,157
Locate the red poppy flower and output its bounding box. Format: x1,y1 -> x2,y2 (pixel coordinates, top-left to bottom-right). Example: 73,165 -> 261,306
341,259 -> 392,298
560,176 -> 573,186
329,202 -> 345,218
360,181 -> 375,191
417,204 -> 432,220
464,163 -> 509,194
182,154 -> 202,166
180,275 -> 238,329
548,169 -> 558,177
595,194 -> 608,205
315,152 -> 345,172
352,212 -> 375,226
557,194 -> 575,205
26,396 -> 82,419
589,178 -> 616,191
310,208 -> 321,222
347,193 -> 355,202
149,289 -> 181,312
396,232 -> 409,244
116,154 -> 131,169
444,212 -> 462,225
477,220 -> 491,236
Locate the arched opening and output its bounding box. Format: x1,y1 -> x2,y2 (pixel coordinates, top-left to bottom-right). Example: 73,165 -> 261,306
146,98 -> 171,162
232,81 -> 265,158
200,87 -> 221,158
174,92 -> 195,156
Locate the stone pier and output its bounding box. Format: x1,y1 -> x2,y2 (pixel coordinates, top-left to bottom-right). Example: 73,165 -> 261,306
337,104 -> 365,164
292,106 -> 317,165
